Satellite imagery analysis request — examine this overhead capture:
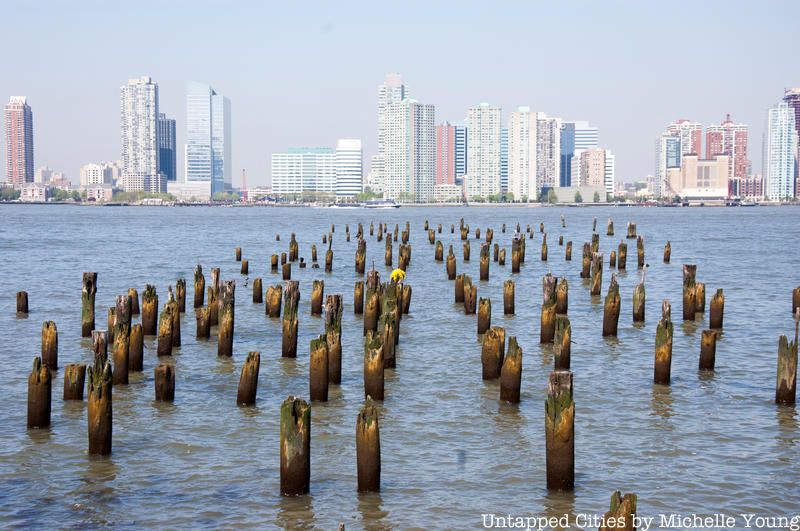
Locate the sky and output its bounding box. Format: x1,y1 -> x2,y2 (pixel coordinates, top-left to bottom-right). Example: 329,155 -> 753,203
2,0 -> 799,187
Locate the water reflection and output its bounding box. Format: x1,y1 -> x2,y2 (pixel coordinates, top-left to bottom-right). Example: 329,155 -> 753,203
541,490 -> 576,530
276,493 -> 316,530
650,384 -> 674,422
776,406 -> 798,447
358,491 -> 391,531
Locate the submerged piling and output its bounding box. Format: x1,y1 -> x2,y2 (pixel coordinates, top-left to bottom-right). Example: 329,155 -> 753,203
545,370 -> 574,491
554,316 -> 571,370
253,277 -> 263,303
500,337 -> 522,403
504,280 -> 515,315
556,278 -> 569,315
82,272 -> 97,336
364,331 -> 384,400
664,241 -> 671,263
310,335 -> 329,402
325,295 -> 343,385
655,300 -> 674,384
154,363 -> 175,402
237,352 -> 261,405
481,327 -> 505,379
356,399 -> 381,492
479,243 -> 490,280
633,278 -> 646,324
27,357 -> 51,429
590,252 -> 603,296
477,298 -> 491,335
699,330 -> 717,371
112,295 -> 130,385
194,265 -> 205,308
354,281 -> 364,314
602,274 -> 621,337
682,265 -> 697,321
266,284 -> 283,318
311,280 -> 324,316
63,363 -> 86,401
218,281 -> 236,357
87,361 -> 112,455
618,242 -> 627,270
282,281 -> 300,358
129,323 -> 143,371
41,321 -> 58,370
710,289 -> 724,329
637,235 -> 645,269
280,396 -> 311,496
601,492 -> 637,531
364,271 -> 380,335
16,291 -> 28,314
142,284 -> 158,335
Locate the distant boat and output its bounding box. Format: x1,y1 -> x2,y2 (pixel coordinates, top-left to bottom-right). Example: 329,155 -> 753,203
364,199 -> 400,209
330,202 -> 361,209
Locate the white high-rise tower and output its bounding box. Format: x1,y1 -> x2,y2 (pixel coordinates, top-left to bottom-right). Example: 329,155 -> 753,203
120,76 -> 162,192
465,103 -> 502,199
507,107 -> 537,201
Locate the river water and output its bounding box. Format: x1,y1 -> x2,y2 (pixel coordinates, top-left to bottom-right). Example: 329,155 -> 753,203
0,204 -> 798,529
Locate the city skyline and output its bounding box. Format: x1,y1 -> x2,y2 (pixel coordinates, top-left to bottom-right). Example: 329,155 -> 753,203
1,1 -> 797,188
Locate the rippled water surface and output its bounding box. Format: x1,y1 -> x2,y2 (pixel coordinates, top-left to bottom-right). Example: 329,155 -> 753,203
1,204 -> 799,529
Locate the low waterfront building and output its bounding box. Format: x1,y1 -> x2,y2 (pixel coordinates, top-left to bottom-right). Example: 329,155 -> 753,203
434,183 -> 463,203
84,185 -> 113,202
167,180 -> 212,201
19,183 -> 48,202
665,154 -> 729,200
548,184 -> 607,203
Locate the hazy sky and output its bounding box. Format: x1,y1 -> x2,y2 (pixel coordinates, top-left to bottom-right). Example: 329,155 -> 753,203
2,0 -> 798,186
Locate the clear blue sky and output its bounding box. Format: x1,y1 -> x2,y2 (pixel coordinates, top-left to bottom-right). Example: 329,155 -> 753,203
2,0 -> 798,186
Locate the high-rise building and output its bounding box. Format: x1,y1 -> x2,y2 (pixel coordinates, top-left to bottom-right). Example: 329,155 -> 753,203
436,122 -> 456,185
80,163 -> 114,186
384,99 -> 435,202
158,113 -> 177,182
375,73 -> 409,192
500,127 -> 508,193
706,114 -> 748,190
5,96 -> 34,185
335,139 -> 363,198
186,81 -> 231,196
35,166 -> 52,183
579,148 -> 606,187
668,119 -> 702,155
560,121 -> 598,187
655,119 -> 702,198
507,107 -> 537,201
783,88 -> 800,194
604,150 -> 615,197
763,101 -> 797,200
271,148 -> 336,195
536,113 -> 561,194
367,154 -> 384,192
465,103 -> 502,199
455,125 -> 468,179
665,155 -> 729,199
120,77 -> 163,192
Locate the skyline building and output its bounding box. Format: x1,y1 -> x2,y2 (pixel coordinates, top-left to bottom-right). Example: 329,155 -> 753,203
500,127 -> 508,193
79,162 -> 114,186
579,148 -> 606,188
185,80 -> 231,195
455,125 -> 468,179
782,88 -> 800,193
536,113 -> 561,194
665,154 -> 729,199
435,122 -> 456,185
706,114 -> 748,192
335,138 -> 363,198
604,149 -> 616,197
383,99 -> 435,202
5,96 -> 34,185
560,121 -> 598,187
271,147 -> 335,195
158,113 -> 177,182
655,119 -> 702,198
507,107 -> 537,201
763,101 -> 797,200
465,103 -> 502,198
374,73 -> 409,195
120,76 -> 163,192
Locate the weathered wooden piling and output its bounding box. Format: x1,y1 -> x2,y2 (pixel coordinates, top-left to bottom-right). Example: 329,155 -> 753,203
311,245 -> 318,264
92,330 -> 107,366
63,363 -> 86,400
356,399 -> 381,492
112,295 -> 130,385
353,281 -> 364,314
618,242 -> 627,270
637,235 -> 645,269
364,331 -> 384,400
794,287 -> 800,315
590,252 -> 603,296
463,276 -> 477,315
398,243 -> 411,271
142,284 -> 158,335
310,335 -> 329,402
481,326 -> 505,379
655,301 -> 674,384
478,243 -> 490,281
281,252 -> 287,265
41,321 -> 58,370
541,298 -> 557,345
463,240 -> 471,262
592,218 -> 597,233
493,242 -> 499,262
154,363 -> 175,402
16,291 -> 28,314
251,277 -> 263,303
602,274 -> 621,337
266,284 -> 283,318
107,307 -> 116,345
565,241 -> 572,261
218,280 -> 235,357
235,247 -> 242,261
289,233 -> 299,262
504,280 -> 515,315
325,295 -> 343,384
128,323 -> 143,372
710,289 -> 724,329
609,250 -> 617,268
776,329 -> 798,405
454,273 -> 465,304
601,492 -> 637,531
428,229 -> 435,245
511,239 -> 521,273
555,278 -> 569,315
500,337 -> 522,403
271,254 -> 279,272
401,284 -> 412,314
699,330 -> 717,371
663,241 -> 671,263
477,298 -> 491,335
558,235 -> 563,246
633,278 -> 645,324
607,218 -> 614,236
282,262 -> 292,280
157,302 -> 174,357
193,265 -> 205,308
82,273 -> 97,336
446,248 -> 457,279
364,271 -> 380,335
581,243 -> 591,279
168,292 -> 180,348
27,357 -> 51,429
554,316 -> 571,370
498,248 -> 506,266
475,227 -> 481,240
695,282 -> 706,315
196,307 -> 211,338
682,264 -> 697,321
541,234 -> 548,261
174,278 -> 186,313
311,280 -> 324,316
380,299 -> 398,368
235,352 -> 260,405
626,222 -> 636,239
561,215 -> 566,228
545,370 -> 574,490
591,233 -> 600,254
282,281 -> 300,357
434,240 -> 443,262
87,361 -> 112,455
280,396 -> 311,496
239,259 -> 249,275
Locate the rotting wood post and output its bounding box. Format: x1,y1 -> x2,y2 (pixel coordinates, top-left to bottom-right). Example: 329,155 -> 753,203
398,243 -> 411,271
556,278 -> 569,315
126,289 -> 138,315
493,243 -> 499,262
591,233 -> 600,254
480,243 -> 490,281
664,241 -> 671,263
356,399 -> 381,492
511,240 -> 520,273
354,281 -> 364,314
682,264 -> 697,321
168,290 -> 180,348
592,218 -> 597,233
554,316 -> 571,370
27,357 -> 51,429
282,262 -> 292,280
310,335 -> 329,402
545,370 -> 574,491
699,330 -> 717,371
311,245 -> 318,264
580,243 -> 591,279
325,244 -> 334,272
196,306 -> 211,338
142,284 -> 158,335
602,274 -> 621,337
446,247 -> 457,279
498,248 -> 506,266
626,222 -> 636,239
253,277 -> 263,303
280,396 -> 311,496
154,363 -> 175,402
107,307 -> 115,345
282,281 -> 300,358
241,259 -> 249,275
500,337 -> 522,403
41,321 -> 58,371
176,278 -> 186,313
271,254 -> 279,272
463,240 -> 471,262
618,242 -> 627,270
600,492 -> 637,531
92,330 -> 107,366
364,331 -> 384,400
237,352 -> 261,405
654,301 -> 674,385
401,284 -> 412,314
113,295 -> 131,385
364,271 -> 380,335
463,276 -> 476,315
481,326 -> 505,380
157,301 -> 174,357
541,300 -> 557,344
63,363 -> 86,400
695,282 -> 706,316
266,284 -> 283,318
633,280 -> 646,324
609,250 -> 616,268
607,218 -> 614,236
559,235 -> 563,246
380,299 -> 398,369
435,240 -> 443,262
281,252 -> 287,266
82,272 -> 97,336
454,273 -> 465,304
541,234 -> 548,261
477,297 -> 491,335
776,319 -> 798,405
325,295 -> 343,384
637,235 -> 645,269
590,252 -> 603,296
794,287 -> 800,315
16,291 -> 28,314
87,361 -> 112,455
710,289 -> 724,329
194,265 -> 205,308
235,247 -> 242,261
311,280 -> 324,316
129,323 -> 143,371
289,233 -> 299,262
504,280 -> 515,315
218,280 -> 236,357
565,241 -> 572,261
